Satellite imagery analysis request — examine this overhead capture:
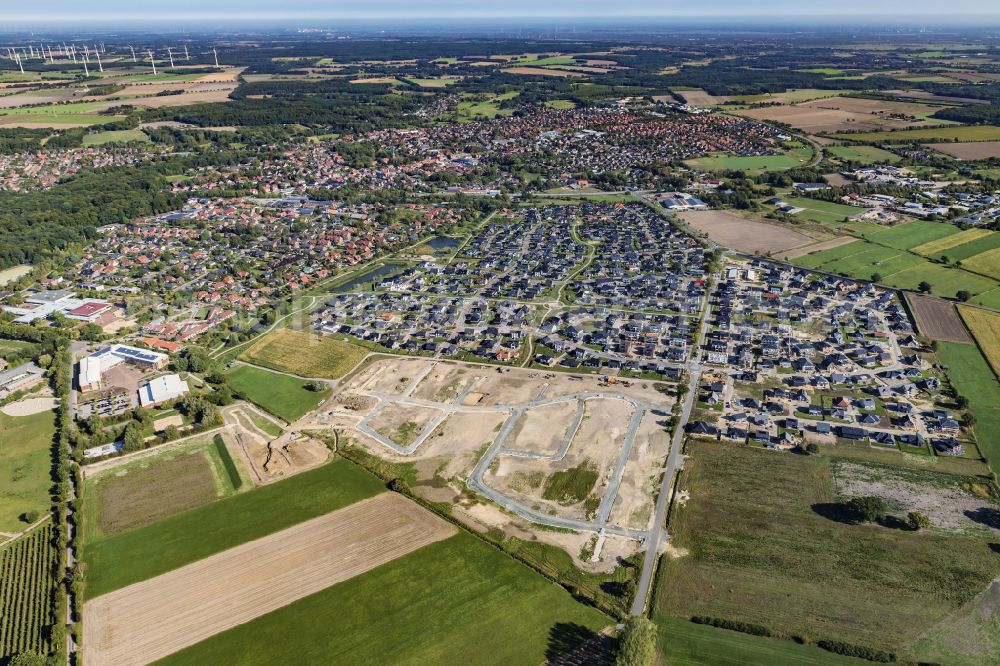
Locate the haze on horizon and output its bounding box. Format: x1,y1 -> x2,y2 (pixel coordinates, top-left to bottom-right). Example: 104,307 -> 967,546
5,0 -> 1000,22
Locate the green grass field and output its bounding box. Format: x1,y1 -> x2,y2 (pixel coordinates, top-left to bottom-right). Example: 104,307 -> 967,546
831,125 -> 1000,143
0,410 -> 55,532
243,410 -> 283,438
791,220 -> 1000,300
780,196 -> 868,224
655,615 -> 863,666
657,441 -> 1000,659
159,531 -> 610,666
938,342 -> 1000,472
863,220 -> 959,250
83,459 -> 384,598
825,145 -> 900,165
686,147 -> 811,172
226,364 -> 330,422
82,129 -> 151,145
932,233 -> 1000,263
0,338 -> 35,358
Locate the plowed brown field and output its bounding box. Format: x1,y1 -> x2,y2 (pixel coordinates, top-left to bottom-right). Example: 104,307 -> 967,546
83,493 -> 456,665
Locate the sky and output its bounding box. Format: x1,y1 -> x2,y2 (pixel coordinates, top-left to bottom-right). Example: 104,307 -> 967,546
5,0 -> 999,21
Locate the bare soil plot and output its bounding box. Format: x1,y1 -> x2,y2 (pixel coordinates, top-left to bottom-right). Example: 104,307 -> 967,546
833,461 -> 1000,535
678,210 -> 815,254
409,363 -> 483,403
905,293 -> 973,343
931,143 -> 1000,160
90,451 -> 218,536
607,410 -> 671,532
355,357 -> 431,394
83,493 -> 456,666
367,403 -> 444,446
260,434 -> 330,479
779,236 -> 857,260
505,401 -> 582,456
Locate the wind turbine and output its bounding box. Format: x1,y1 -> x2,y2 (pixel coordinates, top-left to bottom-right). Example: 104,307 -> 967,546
212,47 -> 219,68
70,45 -> 77,63
94,47 -> 103,73
82,57 -> 89,77
167,47 -> 174,68
14,52 -> 24,74
82,45 -> 89,62
129,45 -> 137,63
148,50 -> 157,75
184,44 -> 190,60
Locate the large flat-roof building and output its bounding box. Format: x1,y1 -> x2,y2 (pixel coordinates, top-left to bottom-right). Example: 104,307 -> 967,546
77,344 -> 169,392
139,374 -> 190,407
0,362 -> 44,398
3,291 -> 113,324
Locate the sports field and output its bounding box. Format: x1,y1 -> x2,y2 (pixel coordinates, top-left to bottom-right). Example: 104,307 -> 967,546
84,494 -> 457,665
0,410 -> 56,532
82,459 -> 385,598
239,328 -> 367,379
158,530 -> 609,666
656,441 -> 1000,659
226,363 -> 330,422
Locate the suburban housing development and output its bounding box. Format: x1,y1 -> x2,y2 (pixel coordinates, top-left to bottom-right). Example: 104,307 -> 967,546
1,9 -> 1000,666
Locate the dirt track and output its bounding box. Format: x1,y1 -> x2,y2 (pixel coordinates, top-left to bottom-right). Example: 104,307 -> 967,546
82,493 -> 456,666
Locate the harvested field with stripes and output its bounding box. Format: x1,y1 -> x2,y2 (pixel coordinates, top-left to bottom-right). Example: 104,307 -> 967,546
905,293 -> 972,344
83,493 -> 456,666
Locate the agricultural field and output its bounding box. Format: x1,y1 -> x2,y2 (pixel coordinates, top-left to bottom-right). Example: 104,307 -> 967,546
729,89 -> 854,104
912,228 -> 995,258
82,129 -> 151,145
84,493 -> 458,665
157,531 -> 610,666
737,96 -> 949,133
905,293 -> 973,344
81,435 -> 247,543
939,342 -> 1000,476
830,125 -> 1000,143
226,363 -> 330,422
82,458 -> 385,598
930,142 -> 1000,160
0,265 -> 32,287
239,328 -> 367,380
0,410 -> 56,532
677,210 -> 814,254
0,523 -> 57,661
863,220 -> 960,249
657,441 -> 1000,661
825,145 -> 901,165
684,144 -> 812,173
957,306 -> 1000,378
957,246 -> 1000,280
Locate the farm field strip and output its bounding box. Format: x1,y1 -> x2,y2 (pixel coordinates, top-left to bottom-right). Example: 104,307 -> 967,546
905,293 -> 973,344
830,125 -> 1000,143
0,524 -> 56,660
239,328 -> 367,379
958,306 -> 1000,377
956,246 -> 1000,281
83,493 -> 456,666
912,228 -> 994,256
